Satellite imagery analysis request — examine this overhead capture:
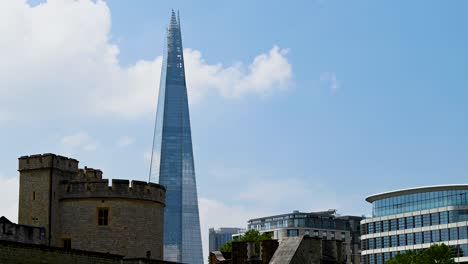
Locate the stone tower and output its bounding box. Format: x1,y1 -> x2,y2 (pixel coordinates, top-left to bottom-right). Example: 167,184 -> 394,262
18,154 -> 78,246
17,153 -> 166,259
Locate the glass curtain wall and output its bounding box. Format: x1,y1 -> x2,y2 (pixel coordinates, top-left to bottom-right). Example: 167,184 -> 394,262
149,11 -> 203,264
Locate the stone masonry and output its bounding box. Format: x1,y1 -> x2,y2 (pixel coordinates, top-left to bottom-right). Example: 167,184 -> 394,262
210,236 -> 346,264
0,240 -> 179,264
16,153 -> 166,260
0,216 -> 45,245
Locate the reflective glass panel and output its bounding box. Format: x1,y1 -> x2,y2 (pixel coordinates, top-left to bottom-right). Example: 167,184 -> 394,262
151,12 -> 203,264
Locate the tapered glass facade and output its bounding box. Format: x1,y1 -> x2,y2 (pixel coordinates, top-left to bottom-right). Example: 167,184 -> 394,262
149,11 -> 203,264
361,185 -> 468,264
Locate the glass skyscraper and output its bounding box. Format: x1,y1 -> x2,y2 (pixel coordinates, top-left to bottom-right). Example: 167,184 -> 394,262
209,227 -> 246,252
149,11 -> 203,264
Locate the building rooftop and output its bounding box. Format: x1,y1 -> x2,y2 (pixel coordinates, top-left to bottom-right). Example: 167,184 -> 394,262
365,184 -> 468,203
248,210 -> 338,223
209,227 -> 245,232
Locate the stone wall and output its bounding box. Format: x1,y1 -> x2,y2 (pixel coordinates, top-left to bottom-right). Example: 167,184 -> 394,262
0,217 -> 45,245
18,154 -> 79,172
17,167 -> 52,240
261,240 -> 279,264
0,240 -> 121,264
16,153 -> 166,260
226,240 -> 279,264
232,241 -> 248,264
0,240 -> 178,264
18,153 -> 79,246
60,179 -> 165,204
59,197 -> 164,259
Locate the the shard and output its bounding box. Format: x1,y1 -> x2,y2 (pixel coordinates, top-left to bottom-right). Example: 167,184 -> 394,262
149,11 -> 203,264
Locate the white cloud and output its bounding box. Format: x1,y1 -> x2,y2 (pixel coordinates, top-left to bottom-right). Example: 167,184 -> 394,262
61,132 -> 97,151
0,0 -> 116,118
0,0 -> 293,120
320,72 -> 340,94
0,176 -> 19,223
184,46 -> 292,102
92,46 -> 292,118
116,136 -> 135,148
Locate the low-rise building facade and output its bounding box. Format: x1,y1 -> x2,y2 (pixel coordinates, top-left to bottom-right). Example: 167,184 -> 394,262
209,236 -> 347,264
361,185 -> 468,264
246,210 -> 363,264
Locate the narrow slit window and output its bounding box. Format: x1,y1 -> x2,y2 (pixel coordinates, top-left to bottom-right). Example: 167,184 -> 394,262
98,208 -> 109,226
62,238 -> 71,249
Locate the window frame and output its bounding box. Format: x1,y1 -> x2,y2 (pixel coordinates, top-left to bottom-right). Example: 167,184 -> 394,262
62,238 -> 71,250
97,207 -> 110,226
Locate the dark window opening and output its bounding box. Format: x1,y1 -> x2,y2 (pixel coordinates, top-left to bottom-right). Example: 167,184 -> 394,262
98,208 -> 109,226
62,238 -> 71,250
28,229 -> 33,240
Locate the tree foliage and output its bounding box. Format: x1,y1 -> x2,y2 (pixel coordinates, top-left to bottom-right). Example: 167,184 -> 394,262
386,244 -> 455,264
219,229 -> 272,252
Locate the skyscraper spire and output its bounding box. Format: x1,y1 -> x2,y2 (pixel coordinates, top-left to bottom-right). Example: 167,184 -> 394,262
170,9 -> 178,28
149,11 -> 203,264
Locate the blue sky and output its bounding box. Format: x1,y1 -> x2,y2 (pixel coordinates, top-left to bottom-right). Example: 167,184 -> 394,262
1,0 -> 468,260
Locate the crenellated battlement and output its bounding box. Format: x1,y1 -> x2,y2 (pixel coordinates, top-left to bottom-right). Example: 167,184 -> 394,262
59,179 -> 165,204
73,167 -> 103,181
17,152 -> 166,259
18,153 -> 165,204
18,153 -> 79,172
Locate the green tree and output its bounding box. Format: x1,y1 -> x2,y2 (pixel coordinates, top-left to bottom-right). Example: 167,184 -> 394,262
219,239 -> 235,252
386,250 -> 422,264
420,244 -> 455,264
386,244 -> 455,264
218,229 -> 272,253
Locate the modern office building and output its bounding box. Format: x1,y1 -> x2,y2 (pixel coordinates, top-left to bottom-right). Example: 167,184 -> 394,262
246,210 -> 363,264
149,11 -> 203,264
361,185 -> 468,264
209,227 -> 246,252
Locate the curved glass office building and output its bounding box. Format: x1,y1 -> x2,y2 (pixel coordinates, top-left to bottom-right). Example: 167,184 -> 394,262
361,185 -> 468,264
